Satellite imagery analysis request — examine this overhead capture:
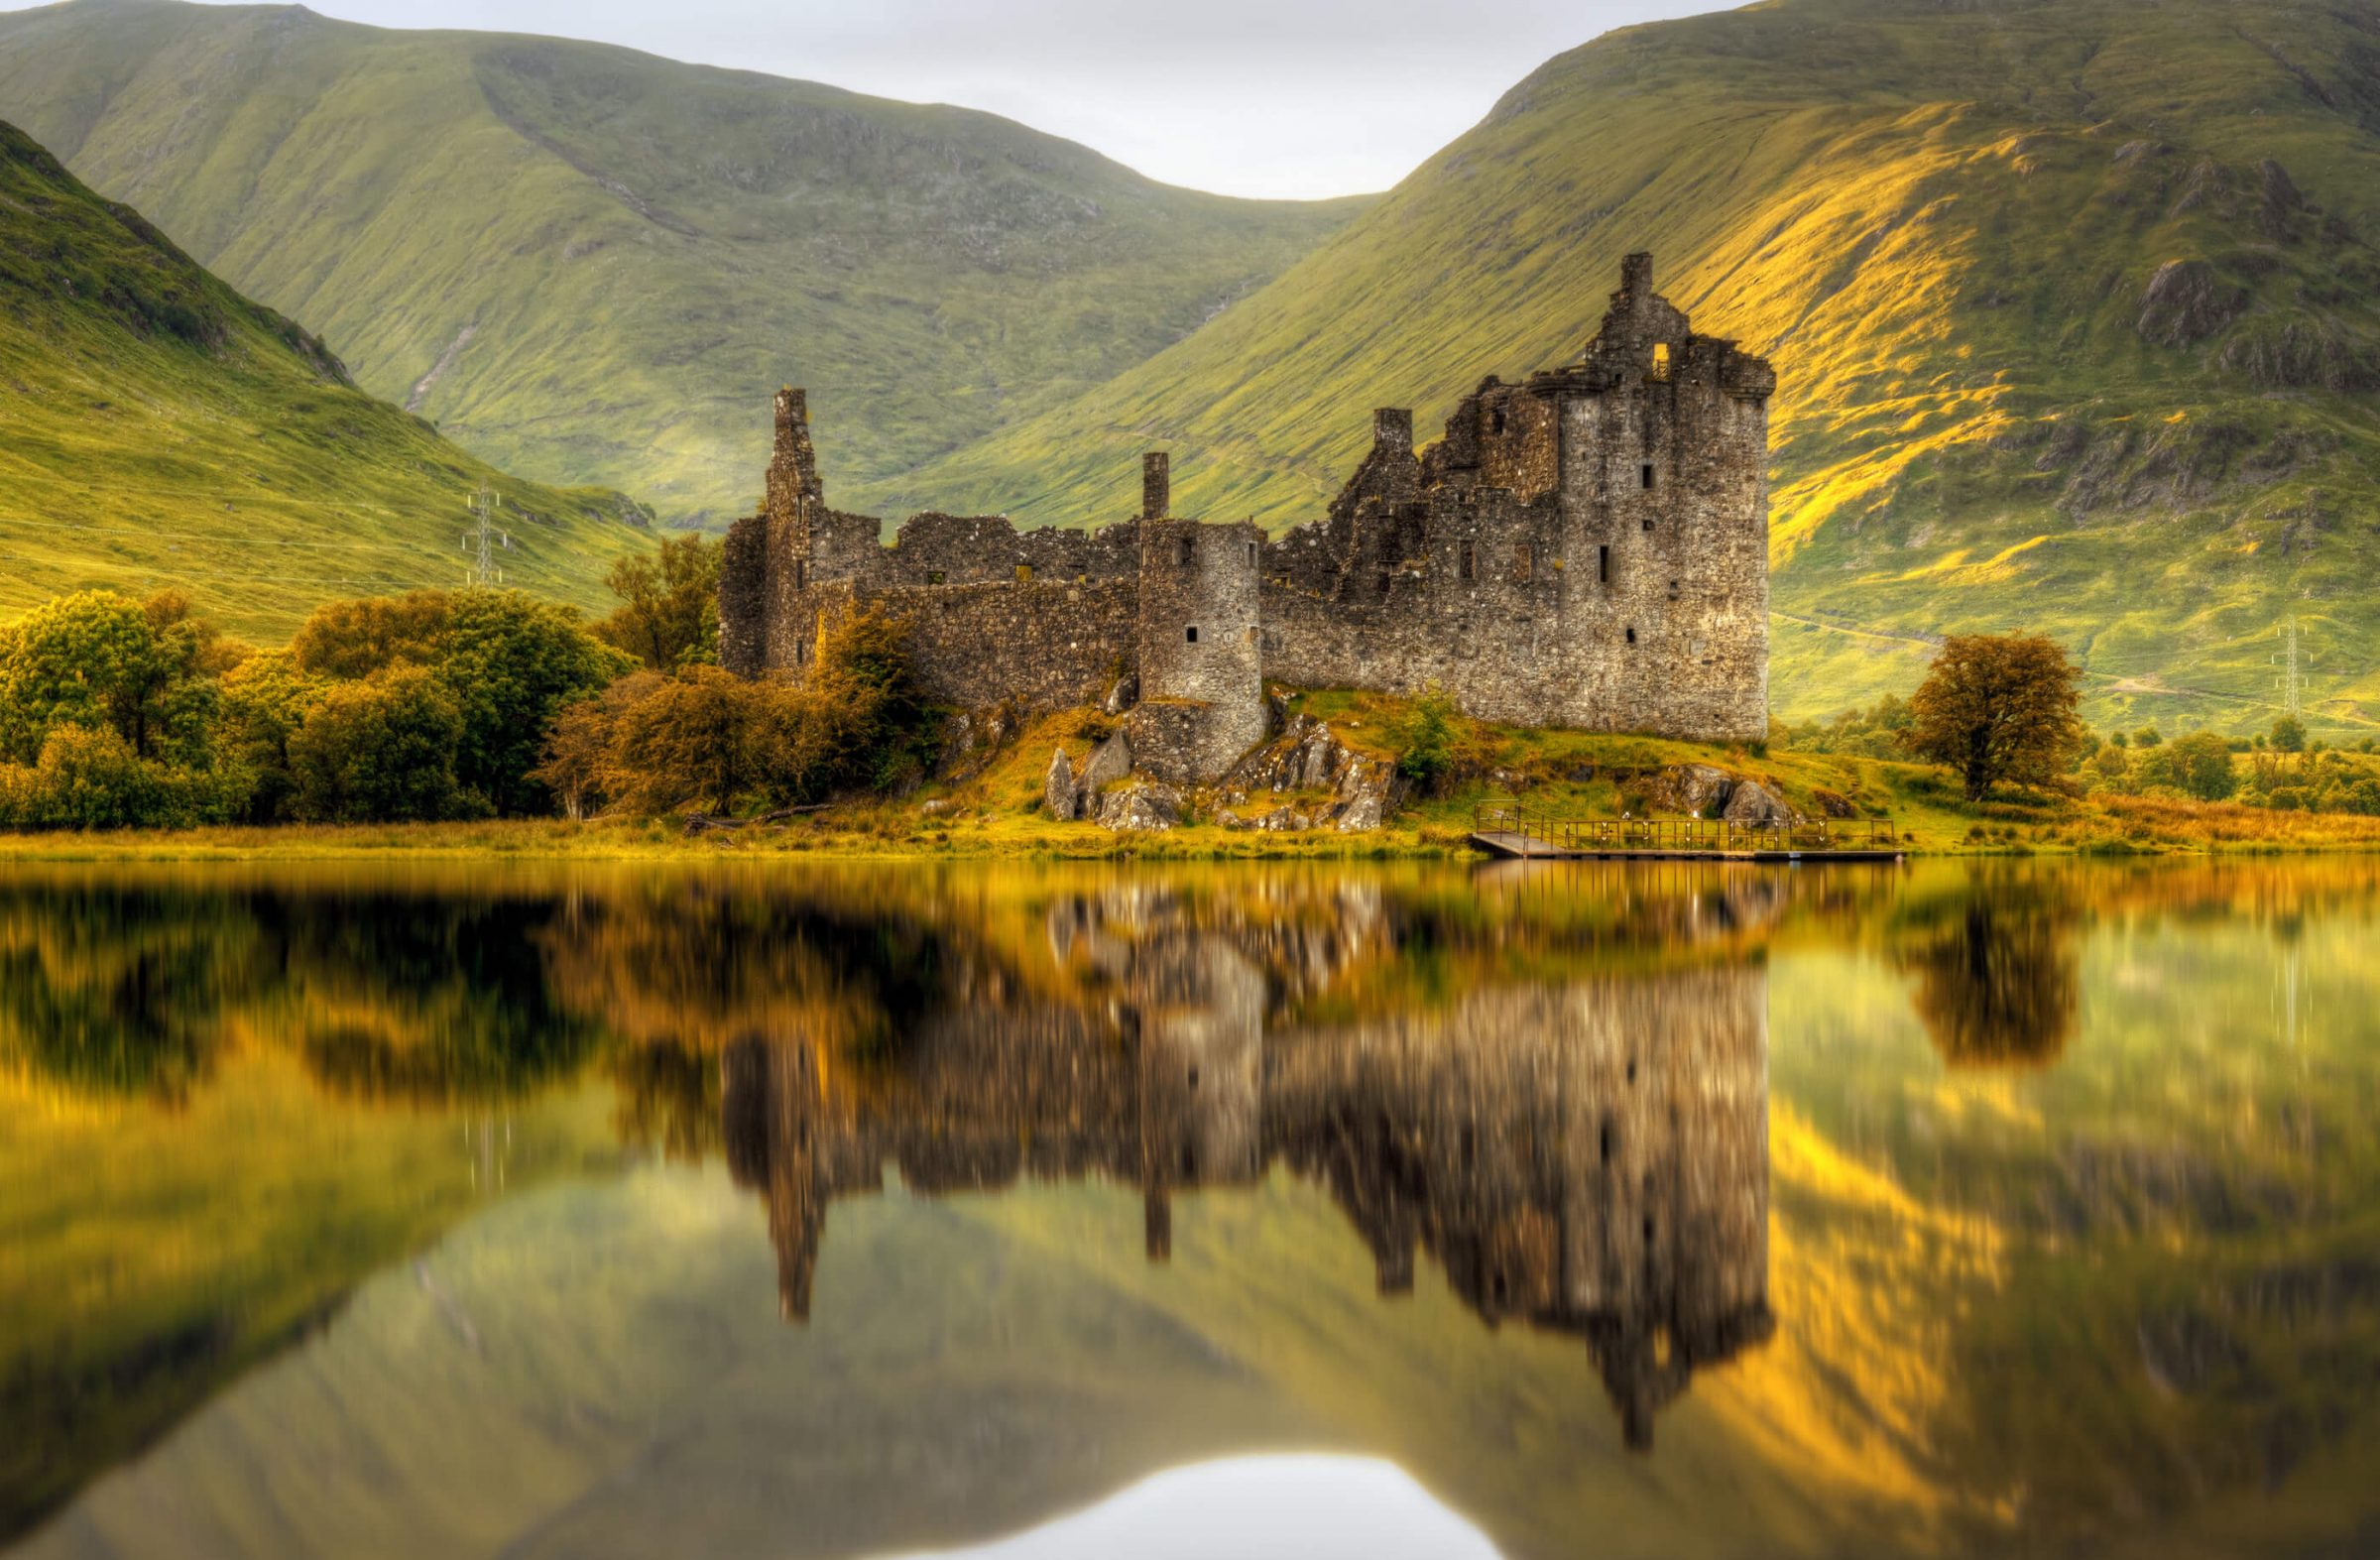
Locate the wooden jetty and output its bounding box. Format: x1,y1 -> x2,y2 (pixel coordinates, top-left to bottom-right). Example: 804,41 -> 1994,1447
1469,805 -> 1905,864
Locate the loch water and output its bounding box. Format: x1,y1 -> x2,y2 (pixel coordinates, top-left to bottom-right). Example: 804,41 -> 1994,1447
3,858 -> 2378,1558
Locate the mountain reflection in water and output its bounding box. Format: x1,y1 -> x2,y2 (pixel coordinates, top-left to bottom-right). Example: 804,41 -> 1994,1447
8,858 -> 2380,1560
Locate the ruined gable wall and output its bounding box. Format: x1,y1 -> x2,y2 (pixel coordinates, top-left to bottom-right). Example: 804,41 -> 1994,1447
862,513 -> 1140,588
861,578 -> 1136,712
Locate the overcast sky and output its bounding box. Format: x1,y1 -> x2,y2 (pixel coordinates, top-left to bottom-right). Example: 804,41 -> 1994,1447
56,0 -> 1725,197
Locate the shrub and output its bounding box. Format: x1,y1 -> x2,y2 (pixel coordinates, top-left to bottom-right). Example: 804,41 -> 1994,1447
1393,685 -> 1461,795
291,665 -> 466,822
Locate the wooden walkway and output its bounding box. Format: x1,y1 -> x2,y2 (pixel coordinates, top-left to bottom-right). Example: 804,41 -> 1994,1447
1468,807 -> 1906,864
1470,828 -> 1902,863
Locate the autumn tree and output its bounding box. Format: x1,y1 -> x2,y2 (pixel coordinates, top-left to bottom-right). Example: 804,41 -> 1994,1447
595,535 -> 722,670
1905,634 -> 2086,801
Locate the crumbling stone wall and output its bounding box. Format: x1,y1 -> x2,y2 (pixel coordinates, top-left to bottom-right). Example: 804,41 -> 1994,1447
719,251 -> 1773,757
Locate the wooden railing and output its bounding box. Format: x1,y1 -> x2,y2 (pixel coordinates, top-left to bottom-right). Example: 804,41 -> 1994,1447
1474,801 -> 1898,855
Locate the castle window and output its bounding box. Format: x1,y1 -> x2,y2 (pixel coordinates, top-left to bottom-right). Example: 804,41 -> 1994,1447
793,560 -> 805,589
1514,544 -> 1534,582
1651,341 -> 1671,382
1175,537 -> 1194,567
1641,462 -> 1655,491
927,569 -> 946,585
1625,626 -> 1637,646
1489,406 -> 1506,435
1246,540 -> 1256,566
1186,625 -> 1199,644
1459,541 -> 1477,581
1598,544 -> 1610,584
1014,563 -> 1033,582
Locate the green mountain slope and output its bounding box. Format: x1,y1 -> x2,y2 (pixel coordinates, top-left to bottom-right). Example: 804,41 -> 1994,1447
0,0 -> 1364,528
871,0 -> 2380,733
0,116 -> 647,642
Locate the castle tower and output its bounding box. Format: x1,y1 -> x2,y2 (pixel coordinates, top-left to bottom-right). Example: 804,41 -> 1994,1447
1127,455 -> 1268,781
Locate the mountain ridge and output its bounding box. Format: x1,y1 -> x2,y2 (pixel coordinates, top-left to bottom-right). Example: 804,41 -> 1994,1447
0,0 -> 1368,525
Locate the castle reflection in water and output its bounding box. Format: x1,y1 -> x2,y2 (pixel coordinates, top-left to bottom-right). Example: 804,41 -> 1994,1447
720,879 -> 1775,1450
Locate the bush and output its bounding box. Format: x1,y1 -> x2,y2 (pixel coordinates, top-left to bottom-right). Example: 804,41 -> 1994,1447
291,665 -> 467,822
1393,685 -> 1461,795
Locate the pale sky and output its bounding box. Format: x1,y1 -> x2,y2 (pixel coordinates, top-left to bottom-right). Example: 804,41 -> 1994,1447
49,0 -> 1726,197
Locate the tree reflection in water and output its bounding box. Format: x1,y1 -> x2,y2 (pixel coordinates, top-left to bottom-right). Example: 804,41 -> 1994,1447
1895,877 -> 2082,1069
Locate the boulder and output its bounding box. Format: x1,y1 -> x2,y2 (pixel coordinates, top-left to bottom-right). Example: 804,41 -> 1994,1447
1043,747 -> 1079,821
1078,730 -> 1132,795
1722,779 -> 1793,827
1094,780 -> 1184,832
1648,764 -> 1734,817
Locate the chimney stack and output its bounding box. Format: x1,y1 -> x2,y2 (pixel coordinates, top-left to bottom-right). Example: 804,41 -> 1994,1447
1141,451 -> 1170,521
1621,252 -> 1654,296
1371,408 -> 1413,453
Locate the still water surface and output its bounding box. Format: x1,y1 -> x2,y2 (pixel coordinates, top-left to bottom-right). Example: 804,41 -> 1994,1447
2,858 -> 2377,1557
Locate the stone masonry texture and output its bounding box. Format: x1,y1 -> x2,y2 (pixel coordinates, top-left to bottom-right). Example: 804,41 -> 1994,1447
718,254 -> 1775,778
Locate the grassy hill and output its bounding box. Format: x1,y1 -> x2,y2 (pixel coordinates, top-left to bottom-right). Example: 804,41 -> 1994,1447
0,116 -> 650,642
0,0 -> 1364,528
867,0 -> 2380,735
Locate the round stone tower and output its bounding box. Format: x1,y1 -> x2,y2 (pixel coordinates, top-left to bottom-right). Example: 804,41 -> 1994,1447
1130,501 -> 1267,783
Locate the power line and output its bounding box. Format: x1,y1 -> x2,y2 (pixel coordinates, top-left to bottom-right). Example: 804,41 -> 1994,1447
461,484 -> 513,588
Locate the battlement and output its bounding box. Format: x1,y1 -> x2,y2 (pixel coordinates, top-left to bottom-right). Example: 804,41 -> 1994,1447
719,252 -> 1774,766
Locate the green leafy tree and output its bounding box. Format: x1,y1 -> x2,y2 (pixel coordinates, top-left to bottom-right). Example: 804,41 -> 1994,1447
1905,634 -> 2086,801
595,535 -> 722,670
2132,725 -> 2162,749
436,590 -> 632,814
215,651 -> 327,823
2270,715 -> 2308,754
2167,730 -> 2239,801
0,589 -> 222,766
290,665 -> 465,822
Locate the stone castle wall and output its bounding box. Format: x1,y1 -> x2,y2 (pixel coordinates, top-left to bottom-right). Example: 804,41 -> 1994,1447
719,253 -> 1775,768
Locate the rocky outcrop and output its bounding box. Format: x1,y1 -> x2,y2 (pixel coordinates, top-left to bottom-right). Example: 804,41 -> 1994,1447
1224,715 -> 1407,832
2137,259 -> 2246,349
1092,780 -> 1184,832
1641,764 -> 1795,825
1721,779 -> 1792,826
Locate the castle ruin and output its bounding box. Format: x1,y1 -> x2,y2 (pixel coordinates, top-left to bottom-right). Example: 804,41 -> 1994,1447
720,254 -> 1774,780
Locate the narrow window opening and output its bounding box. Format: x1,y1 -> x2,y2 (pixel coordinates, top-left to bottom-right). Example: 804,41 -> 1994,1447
1489,406 -> 1506,435
1175,536 -> 1194,566
1641,462 -> 1655,491
1598,544 -> 1610,585
1187,1066 -> 1201,1090
926,569 -> 946,585
1185,625 -> 1199,644
1514,543 -> 1534,582
1625,626 -> 1636,646
1599,1119 -> 1612,1166
1013,562 -> 1033,582
1651,341 -> 1671,381
1459,541 -> 1477,581
1246,540 -> 1256,567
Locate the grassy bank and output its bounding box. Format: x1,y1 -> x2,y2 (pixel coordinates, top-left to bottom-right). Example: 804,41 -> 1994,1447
8,699 -> 2380,862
